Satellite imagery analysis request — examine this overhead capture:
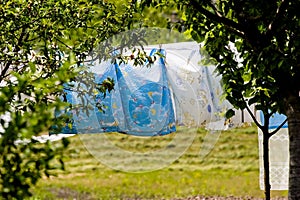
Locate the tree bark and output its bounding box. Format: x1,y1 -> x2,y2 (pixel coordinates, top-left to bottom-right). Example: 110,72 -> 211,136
286,95 -> 300,200
263,130 -> 271,200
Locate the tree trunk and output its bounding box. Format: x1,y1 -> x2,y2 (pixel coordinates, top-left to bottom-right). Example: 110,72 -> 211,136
263,129 -> 271,200
286,95 -> 300,200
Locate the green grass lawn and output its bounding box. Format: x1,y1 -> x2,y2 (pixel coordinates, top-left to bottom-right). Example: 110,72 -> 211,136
31,125 -> 288,199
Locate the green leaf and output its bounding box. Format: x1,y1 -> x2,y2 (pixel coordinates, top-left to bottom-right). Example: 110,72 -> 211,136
225,109 -> 235,119
242,72 -> 252,83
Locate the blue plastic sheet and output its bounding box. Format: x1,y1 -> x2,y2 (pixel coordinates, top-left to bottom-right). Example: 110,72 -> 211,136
59,49 -> 176,136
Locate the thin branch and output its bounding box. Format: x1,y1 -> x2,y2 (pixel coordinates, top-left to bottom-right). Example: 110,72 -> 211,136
207,0 -> 224,19
27,36 -> 42,42
189,0 -> 245,38
55,38 -> 73,50
245,103 -> 263,129
84,34 -> 147,63
270,118 -> 288,137
0,28 -> 26,82
266,0 -> 289,36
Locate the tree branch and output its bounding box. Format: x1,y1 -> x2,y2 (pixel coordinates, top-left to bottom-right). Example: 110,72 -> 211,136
189,0 -> 245,38
245,103 -> 263,129
55,38 -> 73,50
0,28 -> 27,82
270,118 -> 288,137
266,0 -> 289,36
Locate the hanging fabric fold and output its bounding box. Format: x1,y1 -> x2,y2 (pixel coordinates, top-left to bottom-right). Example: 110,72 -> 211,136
56,49 -> 176,136
54,43 -> 232,136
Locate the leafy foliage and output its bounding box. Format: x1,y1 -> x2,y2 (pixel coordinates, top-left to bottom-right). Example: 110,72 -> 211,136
138,0 -> 300,199
0,0 -> 138,199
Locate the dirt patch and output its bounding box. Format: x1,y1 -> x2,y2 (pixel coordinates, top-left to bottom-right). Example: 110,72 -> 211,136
43,190 -> 288,200
173,196 -> 287,200
47,187 -> 95,200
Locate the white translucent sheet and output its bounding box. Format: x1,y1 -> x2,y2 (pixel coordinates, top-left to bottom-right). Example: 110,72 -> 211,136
258,128 -> 289,190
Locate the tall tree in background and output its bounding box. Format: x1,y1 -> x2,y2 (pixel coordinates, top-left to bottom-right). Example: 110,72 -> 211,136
139,0 -> 300,199
0,0 -> 137,199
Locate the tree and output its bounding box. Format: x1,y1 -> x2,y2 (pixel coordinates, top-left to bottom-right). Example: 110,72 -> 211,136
138,0 -> 300,199
0,0 -> 137,199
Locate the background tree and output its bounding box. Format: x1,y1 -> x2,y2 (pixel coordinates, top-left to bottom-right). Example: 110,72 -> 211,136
0,0 -> 138,199
138,0 -> 300,199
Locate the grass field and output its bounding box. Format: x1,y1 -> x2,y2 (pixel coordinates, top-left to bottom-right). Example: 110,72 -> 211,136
31,125 -> 288,199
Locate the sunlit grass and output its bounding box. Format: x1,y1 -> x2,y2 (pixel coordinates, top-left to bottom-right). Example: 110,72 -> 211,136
31,125 -> 288,199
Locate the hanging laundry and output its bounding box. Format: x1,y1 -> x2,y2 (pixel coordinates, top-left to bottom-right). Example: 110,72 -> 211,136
56,49 -> 176,136
55,42 -> 232,136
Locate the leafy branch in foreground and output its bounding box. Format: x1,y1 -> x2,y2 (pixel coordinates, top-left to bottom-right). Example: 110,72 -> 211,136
138,0 -> 300,199
0,0 -> 139,199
